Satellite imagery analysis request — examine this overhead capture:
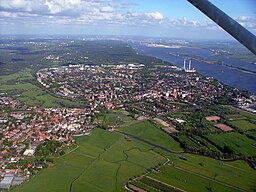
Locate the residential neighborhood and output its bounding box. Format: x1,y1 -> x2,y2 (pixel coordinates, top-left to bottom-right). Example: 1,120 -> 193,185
0,97 -> 95,190
0,63 -> 255,190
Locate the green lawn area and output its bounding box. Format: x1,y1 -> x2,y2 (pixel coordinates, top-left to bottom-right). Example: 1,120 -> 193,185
0,69 -> 82,108
205,132 -> 256,157
11,126 -> 256,192
131,180 -> 161,192
140,153 -> 256,192
229,120 -> 256,131
12,128 -> 165,192
16,88 -> 82,108
0,83 -> 37,91
245,130 -> 256,140
0,69 -> 34,83
118,120 -> 183,152
97,110 -> 133,127
176,135 -> 199,148
225,114 -> 246,120
224,106 -> 256,123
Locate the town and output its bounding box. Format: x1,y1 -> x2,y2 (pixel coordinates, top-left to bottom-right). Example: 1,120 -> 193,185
1,61 -> 255,190
36,63 -> 238,113
0,96 -> 95,190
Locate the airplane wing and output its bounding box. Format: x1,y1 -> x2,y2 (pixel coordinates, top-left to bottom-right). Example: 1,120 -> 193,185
187,0 -> 256,55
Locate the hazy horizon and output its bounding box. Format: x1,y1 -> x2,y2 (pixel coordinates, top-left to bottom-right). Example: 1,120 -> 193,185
0,0 -> 255,40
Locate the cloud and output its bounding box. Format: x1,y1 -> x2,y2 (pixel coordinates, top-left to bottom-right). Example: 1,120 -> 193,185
236,16 -> 256,30
146,11 -> 164,20
0,0 -> 255,36
100,6 -> 114,12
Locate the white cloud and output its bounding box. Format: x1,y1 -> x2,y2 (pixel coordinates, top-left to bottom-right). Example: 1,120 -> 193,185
44,0 -> 82,14
100,6 -> 114,12
0,0 -> 32,10
146,11 -> 164,20
236,16 -> 256,30
0,0 -> 255,36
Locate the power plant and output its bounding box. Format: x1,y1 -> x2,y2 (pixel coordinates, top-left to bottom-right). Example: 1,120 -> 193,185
183,59 -> 196,73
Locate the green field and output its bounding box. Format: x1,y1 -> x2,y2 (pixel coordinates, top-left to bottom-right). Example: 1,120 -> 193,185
225,106 -> 256,124
118,120 -> 183,152
97,110 -> 133,127
133,152 -> 256,192
12,122 -> 256,192
246,130 -> 256,141
225,114 -> 246,120
0,69 -> 81,108
12,128 -> 166,192
229,120 -> 256,131
205,132 -> 256,157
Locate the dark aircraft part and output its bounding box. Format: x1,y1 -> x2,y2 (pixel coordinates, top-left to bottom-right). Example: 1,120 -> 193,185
187,0 -> 256,55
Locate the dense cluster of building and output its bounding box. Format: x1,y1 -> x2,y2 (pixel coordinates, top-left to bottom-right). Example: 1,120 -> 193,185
37,64 -> 235,114
0,97 -> 95,190
1,63 -> 253,190
236,95 -> 256,113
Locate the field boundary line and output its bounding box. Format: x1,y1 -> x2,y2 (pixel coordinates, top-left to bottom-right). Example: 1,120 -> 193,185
223,163 -> 253,173
175,166 -> 247,192
63,146 -> 79,157
146,176 -> 186,192
69,138 -> 120,192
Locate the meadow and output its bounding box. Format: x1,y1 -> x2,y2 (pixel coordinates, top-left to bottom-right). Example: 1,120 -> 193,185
12,128 -> 166,192
118,120 -> 183,152
0,69 -> 81,108
225,106 -> 256,124
229,120 -> 256,131
205,132 -> 256,157
97,110 -> 133,127
132,151 -> 256,192
12,121 -> 256,192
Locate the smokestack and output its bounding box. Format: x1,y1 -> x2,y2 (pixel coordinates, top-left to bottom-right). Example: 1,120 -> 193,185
183,59 -> 186,70
187,0 -> 256,55
189,60 -> 192,70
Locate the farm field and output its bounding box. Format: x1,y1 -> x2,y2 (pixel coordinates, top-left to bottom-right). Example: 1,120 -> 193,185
11,128 -> 166,192
118,120 -> 183,152
245,130 -> 256,140
11,121 -> 256,192
97,110 -> 133,127
229,120 -> 256,131
0,69 -> 81,107
132,152 -> 256,192
225,106 -> 256,123
225,114 -> 246,120
205,132 -> 256,157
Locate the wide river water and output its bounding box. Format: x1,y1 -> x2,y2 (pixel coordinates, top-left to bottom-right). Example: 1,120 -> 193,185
133,44 -> 256,95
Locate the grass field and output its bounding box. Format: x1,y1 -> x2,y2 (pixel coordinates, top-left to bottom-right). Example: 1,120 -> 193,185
229,120 -> 256,131
12,122 -> 256,192
118,120 -> 183,152
225,114 -> 246,121
97,110 -> 133,127
0,69 -> 81,108
133,152 -> 256,192
245,130 -> 256,140
12,128 -> 166,192
205,132 -> 256,157
225,106 -> 256,124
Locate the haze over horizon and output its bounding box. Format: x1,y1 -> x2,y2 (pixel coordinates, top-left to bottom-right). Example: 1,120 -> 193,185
0,0 -> 255,40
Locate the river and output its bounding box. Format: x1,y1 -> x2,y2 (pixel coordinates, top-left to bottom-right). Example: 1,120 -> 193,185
132,43 -> 256,94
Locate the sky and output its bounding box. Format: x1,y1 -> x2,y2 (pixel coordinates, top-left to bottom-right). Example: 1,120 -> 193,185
0,0 -> 255,40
